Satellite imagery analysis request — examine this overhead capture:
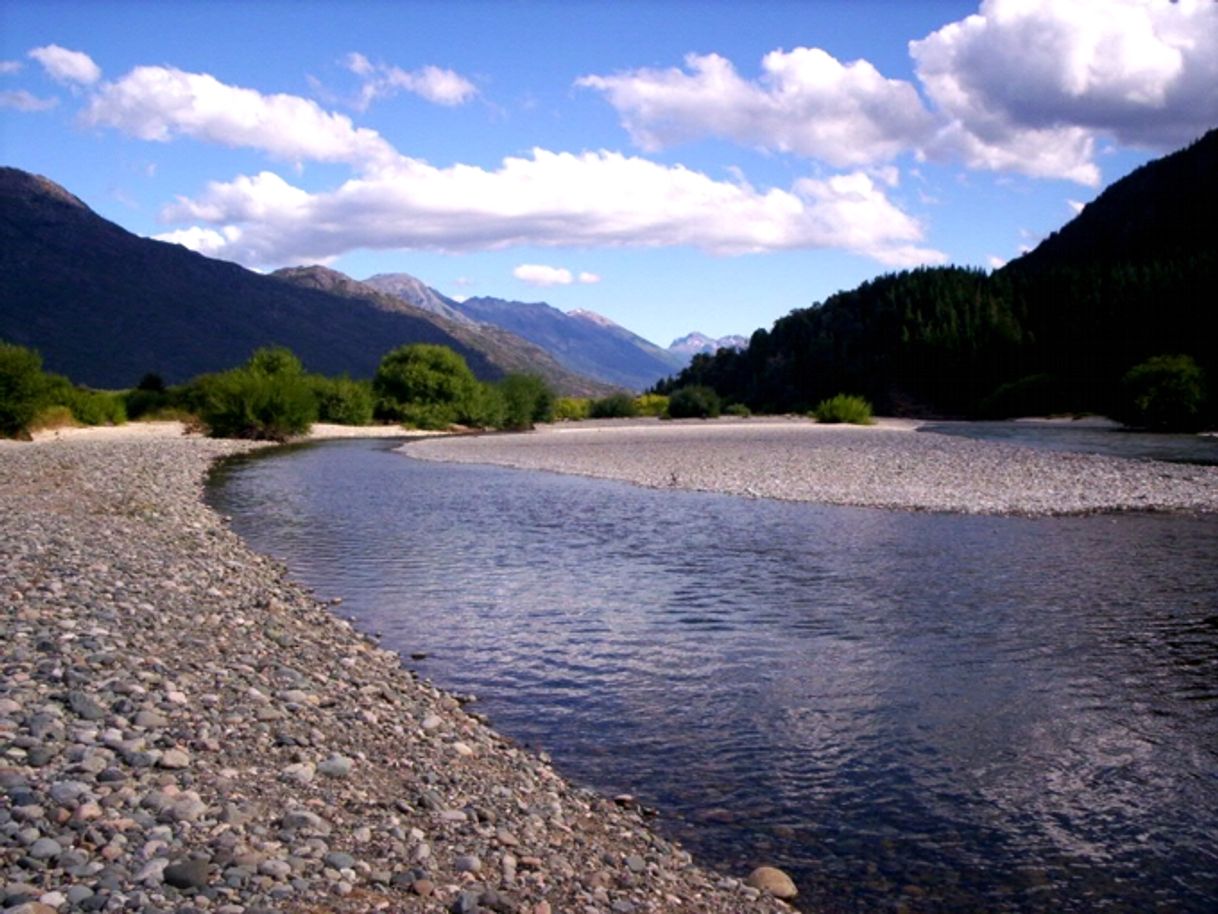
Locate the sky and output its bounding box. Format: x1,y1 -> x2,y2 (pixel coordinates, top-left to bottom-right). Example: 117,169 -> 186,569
2,0 -> 1216,347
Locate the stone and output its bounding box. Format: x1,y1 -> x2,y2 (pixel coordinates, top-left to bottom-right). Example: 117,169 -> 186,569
158,748 -> 190,769
317,754 -> 353,778
164,858 -> 211,889
454,854 -> 482,873
28,838 -> 62,860
746,865 -> 798,899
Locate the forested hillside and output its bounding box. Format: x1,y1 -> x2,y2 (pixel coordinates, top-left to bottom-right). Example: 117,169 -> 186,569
657,130 -> 1218,423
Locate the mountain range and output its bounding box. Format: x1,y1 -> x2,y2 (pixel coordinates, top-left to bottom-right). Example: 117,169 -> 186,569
0,166 -> 736,394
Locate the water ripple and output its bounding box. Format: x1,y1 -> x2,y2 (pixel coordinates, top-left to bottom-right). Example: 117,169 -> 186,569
209,439 -> 1218,913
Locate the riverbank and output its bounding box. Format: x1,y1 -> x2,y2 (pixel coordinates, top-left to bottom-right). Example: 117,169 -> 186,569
405,417 -> 1218,516
0,429 -> 793,914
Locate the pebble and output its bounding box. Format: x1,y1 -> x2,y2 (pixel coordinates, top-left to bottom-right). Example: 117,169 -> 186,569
0,433 -> 794,914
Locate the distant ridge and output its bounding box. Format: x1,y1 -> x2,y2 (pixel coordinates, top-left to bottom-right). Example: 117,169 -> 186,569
0,167 -> 608,392
366,274 -> 684,390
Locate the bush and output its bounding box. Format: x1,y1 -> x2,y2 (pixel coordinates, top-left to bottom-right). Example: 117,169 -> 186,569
27,405 -> 76,433
312,375 -> 374,426
589,392 -> 639,419
497,374 -> 555,430
373,344 -> 481,429
1120,354 -> 1208,431
724,402 -> 751,417
198,346 -> 317,440
812,394 -> 874,425
979,373 -> 1064,419
61,388 -> 127,426
553,397 -> 591,421
633,393 -> 669,417
0,341 -> 48,437
666,385 -> 721,419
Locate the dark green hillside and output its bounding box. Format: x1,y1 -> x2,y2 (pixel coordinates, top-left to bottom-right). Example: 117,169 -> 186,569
657,129 -> 1218,423
0,167 -> 498,388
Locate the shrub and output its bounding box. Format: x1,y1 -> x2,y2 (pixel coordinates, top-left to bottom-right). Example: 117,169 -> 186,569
813,394 -> 874,425
553,397 -> 591,421
666,385 -> 721,419
979,373 -> 1063,419
312,375 -> 374,426
1120,354 -> 1208,431
0,341 -> 48,437
497,374 -> 555,430
724,402 -> 752,417
633,393 -> 669,417
373,343 -> 481,428
588,392 -> 639,419
62,388 -> 127,426
199,346 -> 317,440
124,387 -> 171,420
27,405 -> 76,433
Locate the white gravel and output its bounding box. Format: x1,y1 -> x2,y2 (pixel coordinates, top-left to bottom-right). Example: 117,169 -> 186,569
404,417 -> 1218,516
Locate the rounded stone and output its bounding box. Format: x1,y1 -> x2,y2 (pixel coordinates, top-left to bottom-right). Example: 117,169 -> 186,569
746,865 -> 798,899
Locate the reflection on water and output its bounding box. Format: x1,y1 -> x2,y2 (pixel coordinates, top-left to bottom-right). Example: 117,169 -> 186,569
208,439 -> 1218,913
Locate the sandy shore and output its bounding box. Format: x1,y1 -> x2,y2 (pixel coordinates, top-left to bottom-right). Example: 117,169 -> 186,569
0,429 -> 793,914
405,417 -> 1218,516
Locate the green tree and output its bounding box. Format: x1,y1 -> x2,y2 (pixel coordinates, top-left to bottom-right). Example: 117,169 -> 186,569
373,343 -> 481,429
198,346 -> 317,440
0,341 -> 47,438
497,374 -> 555,430
666,385 -> 721,419
1120,354 -> 1209,431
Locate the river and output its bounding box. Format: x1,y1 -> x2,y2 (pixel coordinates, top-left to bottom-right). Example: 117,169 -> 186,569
208,436 -> 1218,913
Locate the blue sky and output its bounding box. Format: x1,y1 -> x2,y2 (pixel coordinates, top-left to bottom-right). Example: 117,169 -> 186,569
3,1 -> 1216,347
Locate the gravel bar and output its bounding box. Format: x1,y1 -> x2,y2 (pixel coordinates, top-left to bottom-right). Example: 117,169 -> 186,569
405,417 -> 1218,516
1,433 -> 794,914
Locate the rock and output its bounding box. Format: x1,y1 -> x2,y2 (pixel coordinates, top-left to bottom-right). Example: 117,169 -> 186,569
317,754 -> 353,778
158,747 -> 190,769
746,865 -> 798,899
164,858 -> 211,889
28,838 -> 61,860
454,854 -> 482,873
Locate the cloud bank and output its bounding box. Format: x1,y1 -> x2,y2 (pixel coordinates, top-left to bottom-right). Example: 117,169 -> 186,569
580,0 -> 1218,185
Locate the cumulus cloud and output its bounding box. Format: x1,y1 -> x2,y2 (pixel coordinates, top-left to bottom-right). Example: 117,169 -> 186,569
0,89 -> 58,112
912,0 -> 1218,183
1,60 -> 23,75
345,52 -> 477,110
28,44 -> 100,85
153,225 -> 242,257
83,66 -> 397,168
156,150 -> 944,268
514,264 -> 574,286
578,49 -> 933,168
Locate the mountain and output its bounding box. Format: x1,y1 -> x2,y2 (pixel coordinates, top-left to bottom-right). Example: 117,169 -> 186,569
0,167 -> 606,394
667,332 -> 748,360
367,277 -> 682,390
363,273 -> 473,325
274,266 -> 613,397
659,128 -> 1218,419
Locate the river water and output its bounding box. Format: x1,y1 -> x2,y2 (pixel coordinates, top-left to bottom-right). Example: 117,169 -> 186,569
208,437 -> 1218,913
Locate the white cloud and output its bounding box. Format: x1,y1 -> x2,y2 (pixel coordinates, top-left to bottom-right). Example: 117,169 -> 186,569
28,44 -> 100,85
987,254 -> 1007,269
153,225 -> 242,257
345,53 -> 477,110
578,272 -> 601,285
84,66 -> 397,168
157,150 -> 943,268
1067,199 -> 1086,215
578,49 -> 933,168
1,60 -> 23,75
514,264 -> 574,286
911,0 -> 1218,184
0,89 -> 58,112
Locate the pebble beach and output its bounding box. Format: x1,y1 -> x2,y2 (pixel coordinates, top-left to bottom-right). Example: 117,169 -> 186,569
4,417 -> 1217,914
0,425 -> 793,914
406,417 -> 1218,516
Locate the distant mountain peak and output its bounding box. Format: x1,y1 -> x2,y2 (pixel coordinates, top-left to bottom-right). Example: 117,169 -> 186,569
667,332 -> 748,358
